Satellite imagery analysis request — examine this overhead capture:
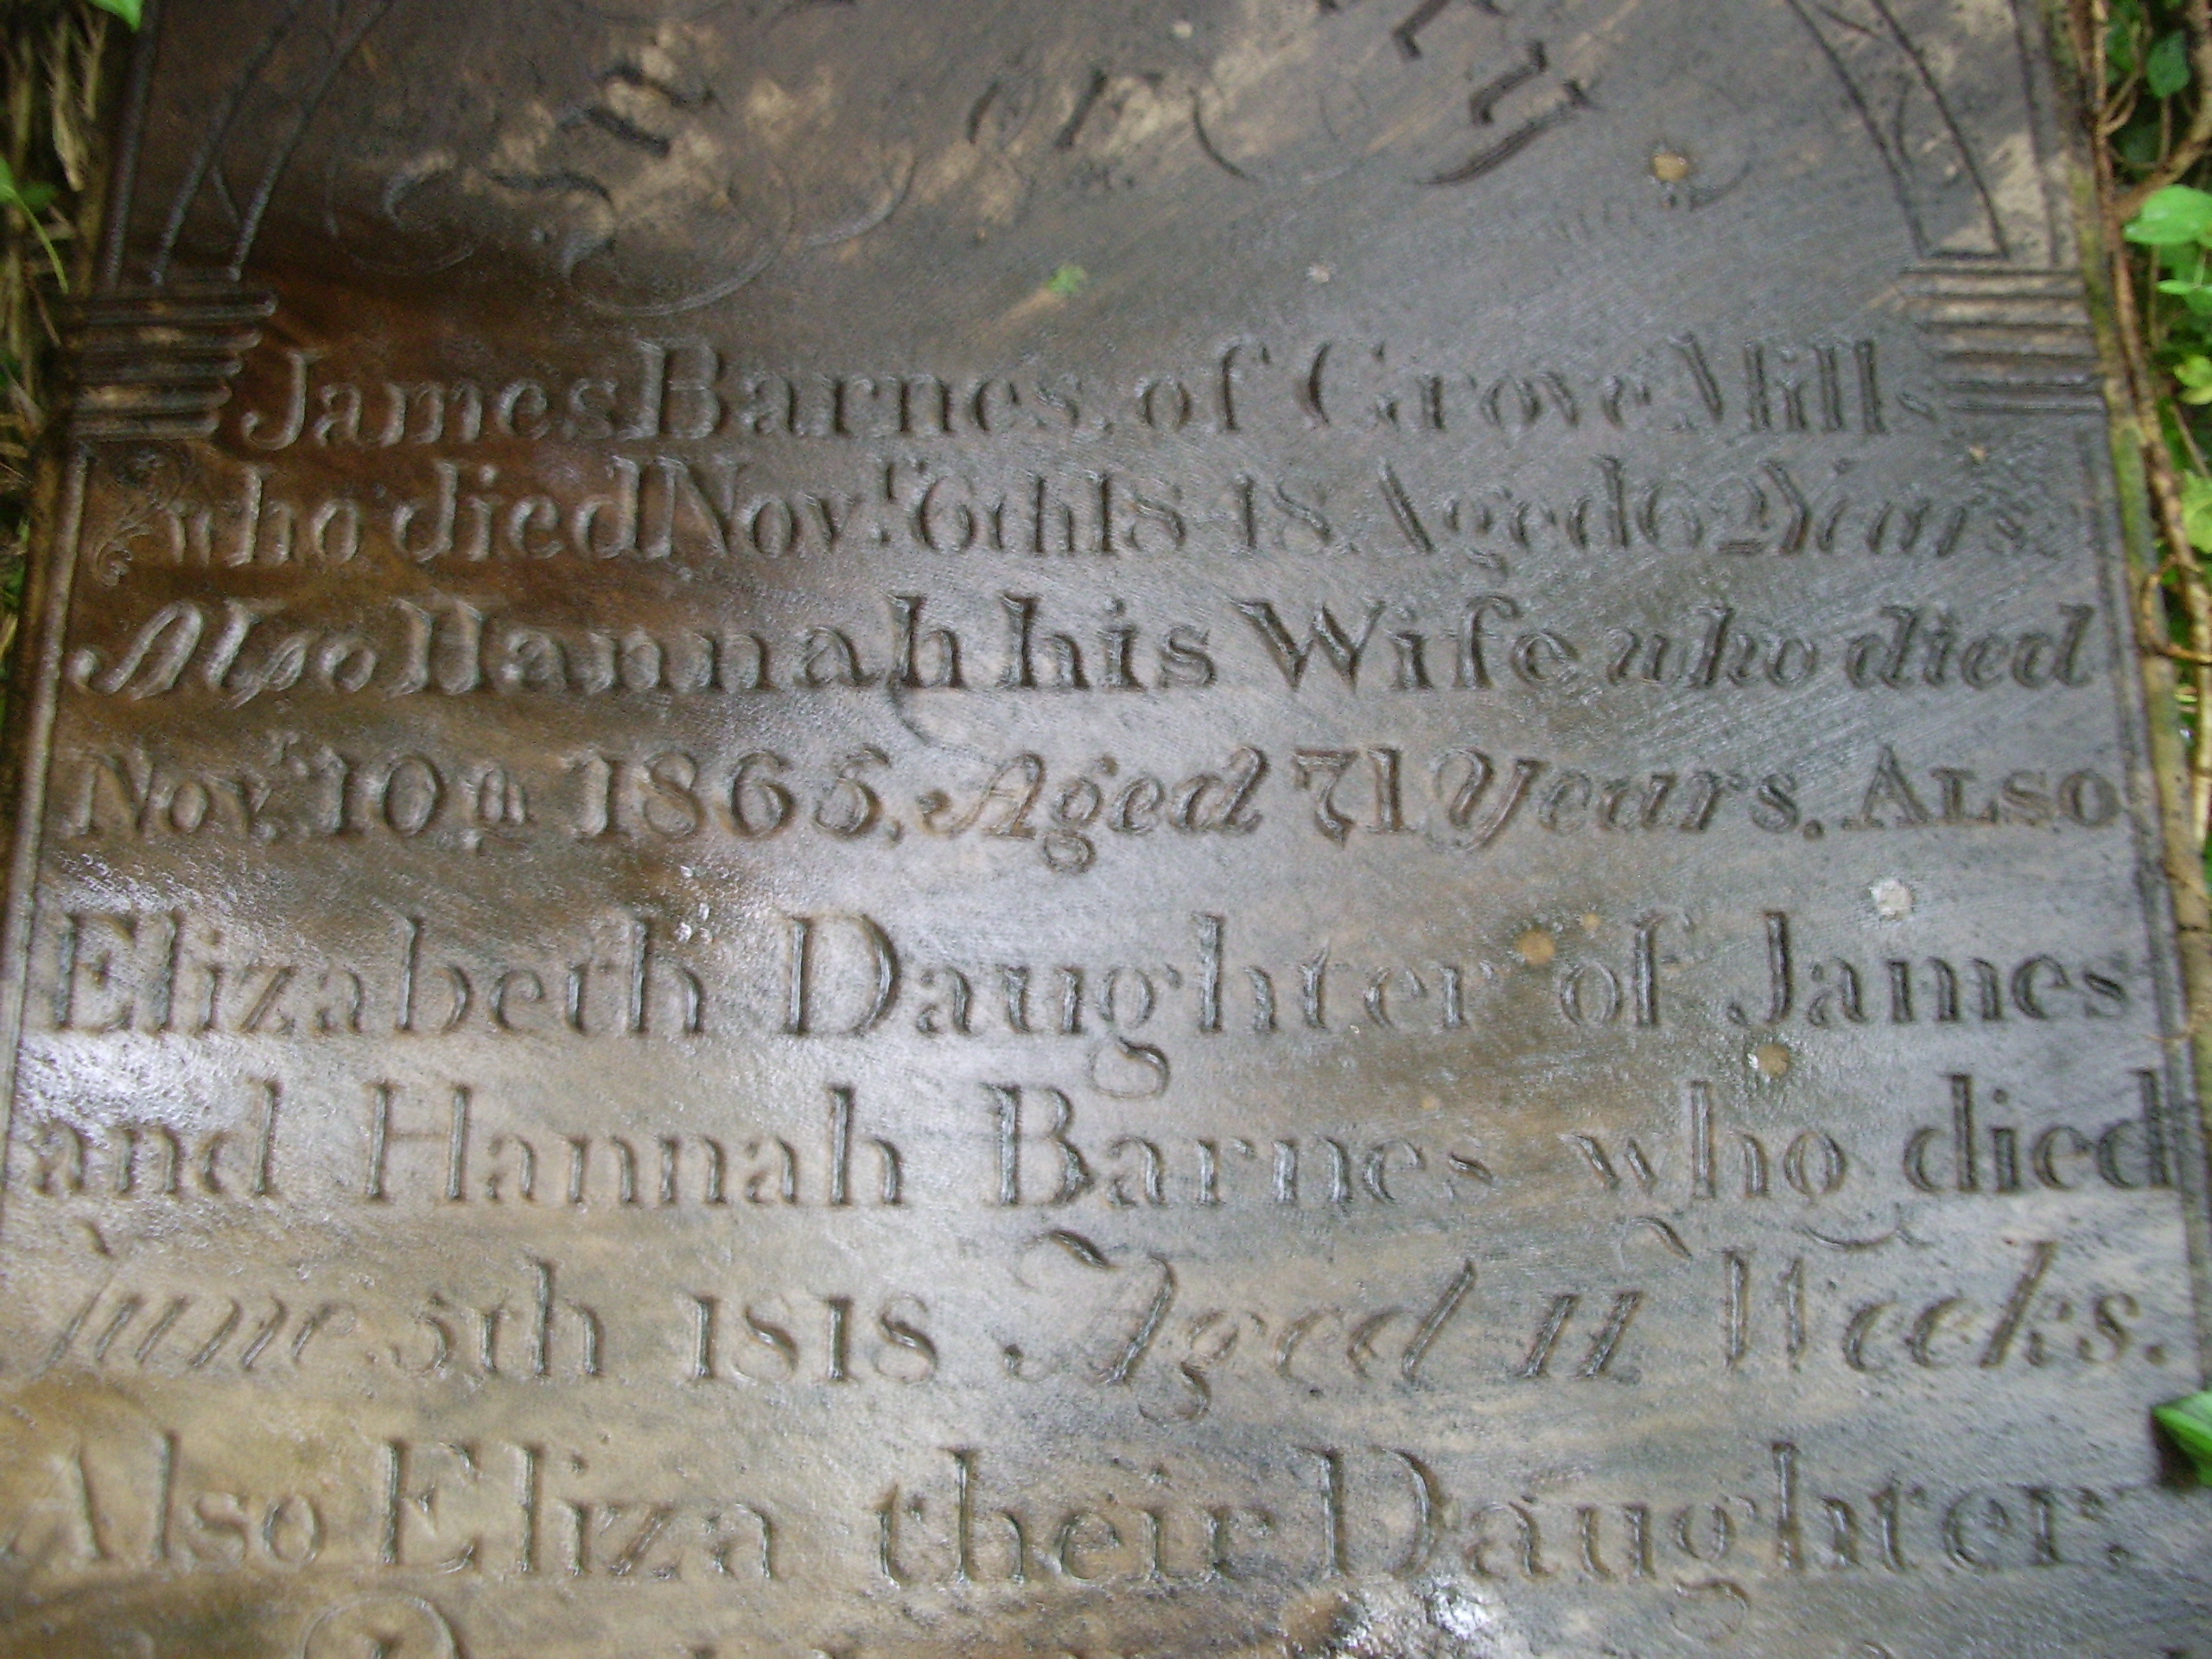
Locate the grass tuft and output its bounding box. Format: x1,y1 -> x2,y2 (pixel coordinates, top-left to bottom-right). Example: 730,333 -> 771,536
0,0 -> 122,684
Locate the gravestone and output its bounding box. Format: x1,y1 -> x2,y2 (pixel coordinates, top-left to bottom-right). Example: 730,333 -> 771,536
1,0 -> 2209,1653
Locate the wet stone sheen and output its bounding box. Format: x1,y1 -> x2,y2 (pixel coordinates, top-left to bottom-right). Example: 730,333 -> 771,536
3,2 -> 2209,1655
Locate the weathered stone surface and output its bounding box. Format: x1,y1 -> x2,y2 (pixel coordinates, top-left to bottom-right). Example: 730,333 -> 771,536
0,1 -> 2207,1653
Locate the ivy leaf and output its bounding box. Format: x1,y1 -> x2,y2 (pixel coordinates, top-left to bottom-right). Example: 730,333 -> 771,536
2154,1390 -> 2212,1484
86,0 -> 142,28
2110,34 -> 2139,82
2110,0 -> 2145,79
2177,355 -> 2212,404
2150,281 -> 2212,327
0,158 -> 67,289
2121,123 -> 2166,168
2158,276 -> 2212,320
2128,184 -> 2212,247
2149,32 -> 2193,99
2182,475 -> 2212,550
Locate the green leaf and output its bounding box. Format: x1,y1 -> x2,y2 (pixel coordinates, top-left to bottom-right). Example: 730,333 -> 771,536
2149,31 -> 2192,99
0,157 -> 53,215
2153,277 -> 2212,319
2160,238 -> 2212,282
2182,475 -> 2212,550
86,0 -> 143,28
2121,122 -> 2166,168
1046,263 -> 1090,299
2182,474 -> 2212,550
2110,0 -> 2145,79
0,157 -> 67,289
2128,185 -> 2212,246
2154,1390 -> 2212,1483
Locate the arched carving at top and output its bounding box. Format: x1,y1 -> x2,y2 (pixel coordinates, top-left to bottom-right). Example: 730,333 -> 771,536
147,0 -> 403,286
1784,0 -> 2009,261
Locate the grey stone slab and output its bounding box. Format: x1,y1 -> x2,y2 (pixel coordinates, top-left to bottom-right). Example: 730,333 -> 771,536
1,2 -> 2208,1654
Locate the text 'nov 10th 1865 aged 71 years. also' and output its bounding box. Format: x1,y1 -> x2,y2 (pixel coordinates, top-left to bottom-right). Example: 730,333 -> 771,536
3,1 -> 2210,1656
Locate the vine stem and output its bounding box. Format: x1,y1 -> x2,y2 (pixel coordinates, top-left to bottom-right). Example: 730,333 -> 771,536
2120,0 -> 2212,216
2089,0 -> 2212,839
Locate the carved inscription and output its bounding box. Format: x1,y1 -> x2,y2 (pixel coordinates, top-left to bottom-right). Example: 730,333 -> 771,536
2,1 -> 2204,1656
